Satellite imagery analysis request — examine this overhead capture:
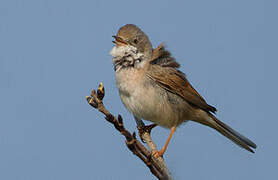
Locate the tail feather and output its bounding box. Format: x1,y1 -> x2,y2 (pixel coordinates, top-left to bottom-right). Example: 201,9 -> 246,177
206,115 -> 257,153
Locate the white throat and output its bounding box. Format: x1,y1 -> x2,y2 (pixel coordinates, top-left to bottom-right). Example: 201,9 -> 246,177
110,45 -> 145,71
110,45 -> 143,59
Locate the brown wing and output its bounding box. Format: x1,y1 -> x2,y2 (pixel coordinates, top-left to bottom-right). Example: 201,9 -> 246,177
150,43 -> 180,68
147,65 -> 217,113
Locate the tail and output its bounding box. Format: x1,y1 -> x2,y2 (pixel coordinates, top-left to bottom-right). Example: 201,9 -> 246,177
202,114 -> 257,153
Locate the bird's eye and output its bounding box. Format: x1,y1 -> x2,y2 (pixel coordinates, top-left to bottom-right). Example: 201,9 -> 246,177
133,38 -> 138,44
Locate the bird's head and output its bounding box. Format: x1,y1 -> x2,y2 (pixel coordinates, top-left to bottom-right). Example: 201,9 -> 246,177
110,24 -> 153,71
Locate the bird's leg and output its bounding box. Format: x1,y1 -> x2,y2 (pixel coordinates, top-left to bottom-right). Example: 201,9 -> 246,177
152,126 -> 177,158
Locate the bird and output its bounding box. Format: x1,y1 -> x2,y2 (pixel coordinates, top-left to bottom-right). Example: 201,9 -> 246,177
110,24 -> 256,158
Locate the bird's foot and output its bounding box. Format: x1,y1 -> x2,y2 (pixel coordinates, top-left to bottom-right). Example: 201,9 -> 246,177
137,123 -> 157,143
152,150 -> 164,158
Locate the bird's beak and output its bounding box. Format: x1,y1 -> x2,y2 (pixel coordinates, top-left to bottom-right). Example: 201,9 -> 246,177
112,35 -> 128,46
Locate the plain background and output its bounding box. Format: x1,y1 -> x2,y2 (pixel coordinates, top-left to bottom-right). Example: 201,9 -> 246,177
0,0 -> 276,179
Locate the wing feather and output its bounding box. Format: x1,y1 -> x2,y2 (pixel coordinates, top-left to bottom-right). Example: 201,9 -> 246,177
150,43 -> 180,68
147,65 -> 217,113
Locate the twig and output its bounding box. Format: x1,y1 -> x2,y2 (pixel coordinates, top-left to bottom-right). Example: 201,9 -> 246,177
86,83 -> 173,180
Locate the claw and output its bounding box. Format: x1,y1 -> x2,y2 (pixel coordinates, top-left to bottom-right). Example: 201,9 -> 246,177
138,126 -> 146,143
152,150 -> 164,158
138,124 -> 157,143
145,124 -> 157,133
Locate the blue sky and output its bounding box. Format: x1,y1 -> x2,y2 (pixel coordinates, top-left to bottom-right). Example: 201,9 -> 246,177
0,0 -> 276,179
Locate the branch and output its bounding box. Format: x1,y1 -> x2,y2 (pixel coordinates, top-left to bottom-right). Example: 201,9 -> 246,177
86,83 -> 173,180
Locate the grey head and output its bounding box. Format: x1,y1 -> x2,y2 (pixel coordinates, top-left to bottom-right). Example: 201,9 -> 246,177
110,24 -> 153,71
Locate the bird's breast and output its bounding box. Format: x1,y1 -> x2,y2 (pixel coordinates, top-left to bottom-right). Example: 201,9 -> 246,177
115,68 -> 191,128
115,67 -> 143,97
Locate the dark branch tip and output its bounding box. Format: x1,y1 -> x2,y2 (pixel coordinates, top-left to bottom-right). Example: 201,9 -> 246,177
86,96 -> 98,108
118,115 -> 123,124
97,82 -> 105,100
91,89 -> 96,97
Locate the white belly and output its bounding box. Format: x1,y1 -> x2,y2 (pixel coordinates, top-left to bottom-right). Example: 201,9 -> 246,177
115,68 -> 189,128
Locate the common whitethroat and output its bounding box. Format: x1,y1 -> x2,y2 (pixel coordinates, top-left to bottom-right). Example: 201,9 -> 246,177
110,24 -> 256,158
